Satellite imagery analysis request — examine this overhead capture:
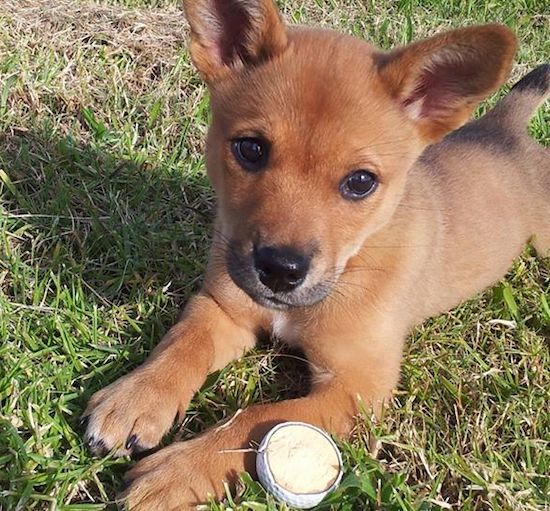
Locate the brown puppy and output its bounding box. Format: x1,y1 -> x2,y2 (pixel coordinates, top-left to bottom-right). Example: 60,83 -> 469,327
83,1 -> 550,508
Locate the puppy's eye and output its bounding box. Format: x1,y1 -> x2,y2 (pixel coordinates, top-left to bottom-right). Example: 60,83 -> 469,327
340,170 -> 378,200
231,137 -> 269,172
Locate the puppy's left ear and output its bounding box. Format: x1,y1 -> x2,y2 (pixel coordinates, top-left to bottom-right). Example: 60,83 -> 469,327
183,0 -> 288,84
377,24 -> 517,142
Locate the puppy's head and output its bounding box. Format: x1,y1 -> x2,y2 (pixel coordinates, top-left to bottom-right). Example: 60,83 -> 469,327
184,0 -> 516,310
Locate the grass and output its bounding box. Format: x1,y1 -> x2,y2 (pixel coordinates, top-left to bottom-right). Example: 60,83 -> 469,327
0,0 -> 548,510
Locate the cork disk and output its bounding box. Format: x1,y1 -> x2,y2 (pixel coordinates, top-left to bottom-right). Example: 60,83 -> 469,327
264,424 -> 341,494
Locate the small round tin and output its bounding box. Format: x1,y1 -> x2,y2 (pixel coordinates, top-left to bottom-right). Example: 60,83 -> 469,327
256,421 -> 344,509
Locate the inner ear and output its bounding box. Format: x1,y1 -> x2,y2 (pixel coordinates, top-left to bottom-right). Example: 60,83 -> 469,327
377,24 -> 517,141
404,54 -> 482,119
184,0 -> 288,83
211,1 -> 258,66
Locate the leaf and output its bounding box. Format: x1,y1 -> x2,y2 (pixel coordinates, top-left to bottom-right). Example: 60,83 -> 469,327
0,75 -> 17,116
0,168 -> 17,196
360,474 -> 377,500
148,98 -> 163,128
541,293 -> 550,322
337,473 -> 363,490
241,503 -> 267,511
502,283 -> 519,320
81,107 -> 107,140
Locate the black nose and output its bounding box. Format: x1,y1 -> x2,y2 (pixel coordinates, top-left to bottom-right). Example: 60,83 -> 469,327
253,245 -> 310,293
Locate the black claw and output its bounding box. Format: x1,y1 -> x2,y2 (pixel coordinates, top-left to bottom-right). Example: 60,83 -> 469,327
125,434 -> 138,450
86,435 -> 106,453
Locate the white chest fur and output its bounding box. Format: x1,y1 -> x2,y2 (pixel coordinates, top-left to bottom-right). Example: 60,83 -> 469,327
271,312 -> 299,344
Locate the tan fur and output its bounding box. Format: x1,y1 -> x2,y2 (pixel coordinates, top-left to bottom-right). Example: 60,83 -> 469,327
83,2 -> 549,508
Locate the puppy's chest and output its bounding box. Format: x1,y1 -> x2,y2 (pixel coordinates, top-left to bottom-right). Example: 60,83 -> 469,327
270,312 -> 301,345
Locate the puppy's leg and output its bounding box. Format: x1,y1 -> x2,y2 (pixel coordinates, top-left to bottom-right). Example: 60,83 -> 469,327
84,290 -> 258,456
122,332 -> 403,510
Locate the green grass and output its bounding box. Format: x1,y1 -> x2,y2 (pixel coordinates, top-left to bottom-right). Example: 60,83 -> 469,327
0,0 -> 548,510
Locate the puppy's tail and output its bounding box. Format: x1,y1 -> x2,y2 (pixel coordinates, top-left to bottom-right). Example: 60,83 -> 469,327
490,64 -> 550,130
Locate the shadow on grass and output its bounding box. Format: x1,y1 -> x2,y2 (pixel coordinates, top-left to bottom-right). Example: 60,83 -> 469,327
0,129 -> 214,504
1,127 -> 213,370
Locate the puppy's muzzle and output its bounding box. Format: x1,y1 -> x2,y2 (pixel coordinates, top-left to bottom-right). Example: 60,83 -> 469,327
253,245 -> 310,293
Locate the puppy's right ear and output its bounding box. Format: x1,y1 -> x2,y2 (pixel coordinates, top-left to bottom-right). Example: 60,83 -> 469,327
183,0 -> 288,84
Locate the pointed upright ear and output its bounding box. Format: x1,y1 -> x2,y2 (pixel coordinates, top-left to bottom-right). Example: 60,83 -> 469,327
377,24 -> 517,142
182,0 -> 288,84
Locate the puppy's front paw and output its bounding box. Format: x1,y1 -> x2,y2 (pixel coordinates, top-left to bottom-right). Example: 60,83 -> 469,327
122,437 -> 241,510
83,370 -> 191,456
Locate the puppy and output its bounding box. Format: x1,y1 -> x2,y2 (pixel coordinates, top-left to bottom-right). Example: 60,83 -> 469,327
83,0 -> 550,508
